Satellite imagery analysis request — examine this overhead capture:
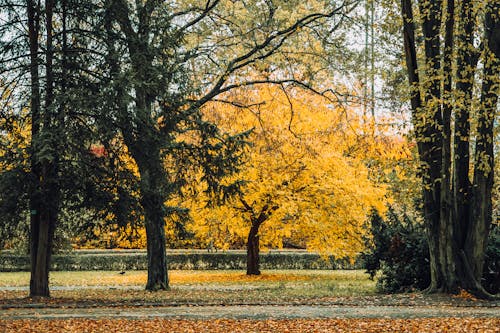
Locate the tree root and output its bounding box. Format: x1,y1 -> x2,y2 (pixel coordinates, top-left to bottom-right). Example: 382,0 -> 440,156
459,250 -> 498,300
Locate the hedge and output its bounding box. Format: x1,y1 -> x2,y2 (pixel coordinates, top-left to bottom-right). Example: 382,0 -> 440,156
0,250 -> 359,271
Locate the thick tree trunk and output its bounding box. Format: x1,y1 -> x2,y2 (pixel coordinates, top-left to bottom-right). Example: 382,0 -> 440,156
126,94 -> 169,290
27,0 -> 60,298
401,0 -> 440,290
126,128 -> 169,290
430,0 -> 500,299
468,0 -> 500,284
453,0 -> 475,244
141,166 -> 169,291
30,225 -> 49,296
432,0 -> 500,295
424,191 -> 445,292
135,150 -> 169,290
411,0 -> 445,293
247,223 -> 261,275
436,0 -> 456,294
401,0 -> 498,298
30,209 -> 57,297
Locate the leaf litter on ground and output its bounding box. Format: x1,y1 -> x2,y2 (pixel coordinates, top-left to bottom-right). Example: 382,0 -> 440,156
1,318 -> 499,333
0,270 -> 497,310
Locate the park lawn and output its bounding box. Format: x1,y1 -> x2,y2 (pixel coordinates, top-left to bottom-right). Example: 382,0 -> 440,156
0,270 -> 376,305
0,270 -> 371,287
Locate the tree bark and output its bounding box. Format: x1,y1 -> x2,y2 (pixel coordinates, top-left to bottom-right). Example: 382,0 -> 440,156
453,0 -> 475,245
30,213 -> 55,297
27,0 -> 43,294
240,199 -> 276,276
28,0 -> 60,297
247,223 -> 261,275
401,0 -> 421,113
125,101 -> 170,291
139,160 -> 169,290
403,0 -> 445,292
468,0 -> 500,284
144,227 -> 169,290
435,0 -> 457,294
401,0 -> 498,298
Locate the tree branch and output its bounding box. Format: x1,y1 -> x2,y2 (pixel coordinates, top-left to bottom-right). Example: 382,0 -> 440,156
193,2 -> 354,109
173,0 -> 221,39
401,0 -> 421,113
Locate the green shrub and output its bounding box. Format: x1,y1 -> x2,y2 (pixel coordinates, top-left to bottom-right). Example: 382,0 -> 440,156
362,208 -> 499,294
361,207 -> 430,293
0,250 -> 359,271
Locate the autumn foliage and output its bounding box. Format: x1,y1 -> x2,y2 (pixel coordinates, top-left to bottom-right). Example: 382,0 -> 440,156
1,318 -> 498,333
186,84 -> 411,259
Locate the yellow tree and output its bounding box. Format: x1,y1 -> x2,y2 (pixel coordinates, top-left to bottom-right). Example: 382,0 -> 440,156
188,84 -> 388,274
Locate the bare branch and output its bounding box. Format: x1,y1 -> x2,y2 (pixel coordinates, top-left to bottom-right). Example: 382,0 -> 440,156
210,98 -> 266,109
173,0 -> 221,39
194,2 -> 355,109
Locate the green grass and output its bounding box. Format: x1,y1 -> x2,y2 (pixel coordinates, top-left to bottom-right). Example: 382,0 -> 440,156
0,270 -> 376,304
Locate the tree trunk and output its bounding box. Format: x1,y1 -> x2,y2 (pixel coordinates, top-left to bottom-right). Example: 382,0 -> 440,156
436,0 -> 456,294
431,0 -> 500,299
241,201 -> 276,276
247,223 -> 261,275
27,0 -> 60,298
109,0 -> 170,291
453,0 -> 475,245
137,154 -> 169,290
30,211 -> 56,297
27,0 -> 43,295
468,0 -> 500,284
143,182 -> 169,290
401,0 -> 440,290
401,0 -> 498,298
408,0 -> 445,292
126,89 -> 169,290
124,118 -> 169,291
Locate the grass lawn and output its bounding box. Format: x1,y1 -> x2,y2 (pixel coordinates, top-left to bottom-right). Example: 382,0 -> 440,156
3,270 -> 495,308
1,270 -> 498,333
0,270 -> 376,304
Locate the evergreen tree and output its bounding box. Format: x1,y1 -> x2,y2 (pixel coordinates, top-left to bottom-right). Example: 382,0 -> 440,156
0,0 -> 139,296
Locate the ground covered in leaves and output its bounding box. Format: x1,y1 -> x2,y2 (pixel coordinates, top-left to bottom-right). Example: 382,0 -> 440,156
0,271 -> 498,332
1,270 -> 497,308
1,318 -> 499,333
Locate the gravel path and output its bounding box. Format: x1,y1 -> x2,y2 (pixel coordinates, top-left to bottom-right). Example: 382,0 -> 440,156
2,304 -> 499,320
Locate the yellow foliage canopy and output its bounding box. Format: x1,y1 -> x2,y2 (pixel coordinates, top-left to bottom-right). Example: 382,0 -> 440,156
187,84 -> 392,258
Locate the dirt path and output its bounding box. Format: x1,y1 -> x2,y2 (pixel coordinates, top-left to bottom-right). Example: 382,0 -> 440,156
2,304 -> 499,320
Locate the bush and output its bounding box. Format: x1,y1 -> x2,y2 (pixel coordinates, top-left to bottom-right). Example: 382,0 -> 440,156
0,250 -> 360,271
361,207 -> 430,293
362,208 -> 500,294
